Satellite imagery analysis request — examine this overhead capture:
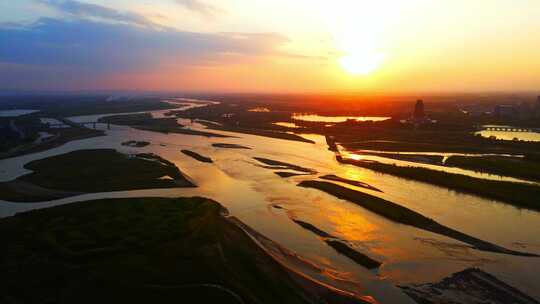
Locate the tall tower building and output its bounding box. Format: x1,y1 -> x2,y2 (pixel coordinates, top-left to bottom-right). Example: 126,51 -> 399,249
413,99 -> 425,121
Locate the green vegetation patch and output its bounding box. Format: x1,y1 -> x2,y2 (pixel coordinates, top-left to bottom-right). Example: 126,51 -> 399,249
0,197 -> 312,304
446,155 -> 540,182
0,149 -> 195,202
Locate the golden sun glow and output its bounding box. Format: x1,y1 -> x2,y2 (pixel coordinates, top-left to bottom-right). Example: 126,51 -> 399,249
309,1 -> 398,76
340,52 -> 385,75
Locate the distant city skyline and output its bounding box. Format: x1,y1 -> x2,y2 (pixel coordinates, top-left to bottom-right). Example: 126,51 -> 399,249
1,0 -> 540,93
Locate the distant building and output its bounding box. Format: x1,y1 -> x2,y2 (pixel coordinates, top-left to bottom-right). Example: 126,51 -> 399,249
413,100 -> 425,121
401,99 -> 435,126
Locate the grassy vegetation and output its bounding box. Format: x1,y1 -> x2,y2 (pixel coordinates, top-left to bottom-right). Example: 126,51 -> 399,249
445,155 -> 540,182
99,113 -> 230,138
181,149 -> 213,163
0,149 -> 195,202
0,197 -> 318,304
298,180 -> 537,257
338,158 -> 540,212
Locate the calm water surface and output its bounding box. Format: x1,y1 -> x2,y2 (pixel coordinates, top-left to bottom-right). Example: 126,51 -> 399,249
1,101 -> 539,302
292,114 -> 391,123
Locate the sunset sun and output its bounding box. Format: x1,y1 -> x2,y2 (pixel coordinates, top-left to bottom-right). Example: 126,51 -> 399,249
340,51 -> 385,75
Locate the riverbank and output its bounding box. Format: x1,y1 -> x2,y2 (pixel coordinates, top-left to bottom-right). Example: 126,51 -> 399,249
0,197 -> 371,304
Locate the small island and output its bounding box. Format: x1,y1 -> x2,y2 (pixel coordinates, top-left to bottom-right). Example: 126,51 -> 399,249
122,140 -> 150,147
212,143 -> 252,149
319,174 -> 382,192
181,149 -> 213,163
0,149 -> 195,202
274,172 -> 310,178
253,157 -> 316,174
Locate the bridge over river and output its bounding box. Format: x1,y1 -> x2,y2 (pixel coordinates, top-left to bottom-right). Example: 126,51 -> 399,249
482,126 -> 540,133
47,117 -> 111,130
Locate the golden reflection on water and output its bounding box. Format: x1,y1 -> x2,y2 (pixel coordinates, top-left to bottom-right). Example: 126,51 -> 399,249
341,151 -> 364,161
343,168 -> 366,181
322,203 -> 377,243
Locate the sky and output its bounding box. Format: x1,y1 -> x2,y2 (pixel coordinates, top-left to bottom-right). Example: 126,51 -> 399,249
0,0 -> 539,93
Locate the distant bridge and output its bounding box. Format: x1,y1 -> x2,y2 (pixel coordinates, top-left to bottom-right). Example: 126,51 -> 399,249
47,117 -> 111,130
482,126 -> 539,133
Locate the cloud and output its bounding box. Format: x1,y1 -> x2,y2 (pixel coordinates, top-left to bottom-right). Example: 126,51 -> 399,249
0,17 -> 289,89
175,0 -> 225,17
36,0 -> 155,26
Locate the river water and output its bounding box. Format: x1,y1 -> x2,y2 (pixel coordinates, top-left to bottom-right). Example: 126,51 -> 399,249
1,100 -> 539,303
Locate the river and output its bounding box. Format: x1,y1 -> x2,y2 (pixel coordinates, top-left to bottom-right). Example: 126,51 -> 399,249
1,100 -> 539,303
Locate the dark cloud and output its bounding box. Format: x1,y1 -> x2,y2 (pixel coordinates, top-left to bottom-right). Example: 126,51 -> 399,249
0,17 -> 289,88
175,0 -> 225,17
37,0 -> 155,26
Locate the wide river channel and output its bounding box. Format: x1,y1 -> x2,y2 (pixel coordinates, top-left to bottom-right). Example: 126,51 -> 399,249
1,99 -> 539,303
